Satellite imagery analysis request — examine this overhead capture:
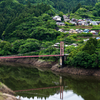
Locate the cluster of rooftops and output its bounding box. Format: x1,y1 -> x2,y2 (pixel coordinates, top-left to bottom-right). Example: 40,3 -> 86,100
58,28 -> 98,34
52,15 -> 99,34
53,15 -> 100,26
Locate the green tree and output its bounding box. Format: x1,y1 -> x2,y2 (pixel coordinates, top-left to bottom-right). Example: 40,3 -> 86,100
71,51 -> 92,68
0,41 -> 12,55
82,38 -> 97,54
58,11 -> 64,21
18,38 -> 40,53
12,39 -> 25,54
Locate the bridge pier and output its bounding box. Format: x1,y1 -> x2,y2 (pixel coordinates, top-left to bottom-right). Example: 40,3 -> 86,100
59,41 -> 64,67
60,55 -> 68,67
60,56 -> 64,66
59,41 -> 69,67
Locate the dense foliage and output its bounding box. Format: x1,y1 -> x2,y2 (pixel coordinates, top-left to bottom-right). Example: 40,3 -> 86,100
66,38 -> 100,68
0,0 -> 61,56
70,2 -> 100,20
1,0 -> 100,67
16,0 -> 97,13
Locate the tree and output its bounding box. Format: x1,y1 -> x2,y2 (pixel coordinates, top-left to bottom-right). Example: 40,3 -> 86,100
58,11 -> 64,21
0,41 -> 12,55
46,20 -> 57,29
12,39 -> 25,54
18,38 -> 40,53
71,51 -> 92,68
82,38 -> 97,55
42,14 -> 51,21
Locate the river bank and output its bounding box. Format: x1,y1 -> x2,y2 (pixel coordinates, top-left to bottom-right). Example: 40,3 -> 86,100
0,58 -> 56,68
51,64 -> 100,77
1,58 -> 100,76
0,82 -> 19,100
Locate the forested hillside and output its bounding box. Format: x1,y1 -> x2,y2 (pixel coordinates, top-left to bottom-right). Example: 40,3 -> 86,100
70,2 -> 100,20
0,0 -> 100,56
0,0 -> 61,56
7,0 -> 98,13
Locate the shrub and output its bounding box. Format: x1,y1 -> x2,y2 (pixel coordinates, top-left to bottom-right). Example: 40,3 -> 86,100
78,32 -> 93,37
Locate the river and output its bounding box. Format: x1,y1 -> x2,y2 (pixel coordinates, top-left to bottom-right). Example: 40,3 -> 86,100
0,63 -> 100,100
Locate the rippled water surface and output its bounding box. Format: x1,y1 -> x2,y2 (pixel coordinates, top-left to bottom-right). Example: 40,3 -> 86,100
0,63 -> 100,100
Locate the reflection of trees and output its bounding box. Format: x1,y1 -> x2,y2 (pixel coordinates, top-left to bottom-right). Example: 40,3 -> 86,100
2,64 -> 100,100
17,87 -> 60,99
0,65 -> 60,99
63,76 -> 100,100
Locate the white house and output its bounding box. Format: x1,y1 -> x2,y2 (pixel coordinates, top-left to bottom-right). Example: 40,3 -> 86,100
53,16 -> 61,22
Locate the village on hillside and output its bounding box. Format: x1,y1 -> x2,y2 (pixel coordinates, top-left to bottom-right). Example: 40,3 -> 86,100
52,15 -> 100,34
52,15 -> 100,48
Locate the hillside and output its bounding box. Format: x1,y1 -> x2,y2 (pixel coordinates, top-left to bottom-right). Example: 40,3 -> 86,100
69,2 -> 100,20
0,0 -> 61,57
10,0 -> 98,13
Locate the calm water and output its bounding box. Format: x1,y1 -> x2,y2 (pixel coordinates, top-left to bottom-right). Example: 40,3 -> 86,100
0,63 -> 100,100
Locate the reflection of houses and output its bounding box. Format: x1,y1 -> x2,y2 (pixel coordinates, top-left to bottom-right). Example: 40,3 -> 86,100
53,16 -> 61,22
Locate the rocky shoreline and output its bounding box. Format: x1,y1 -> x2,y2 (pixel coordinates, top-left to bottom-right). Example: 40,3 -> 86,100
1,58 -> 100,77
0,82 -> 19,100
0,58 -> 56,68
51,64 -> 100,77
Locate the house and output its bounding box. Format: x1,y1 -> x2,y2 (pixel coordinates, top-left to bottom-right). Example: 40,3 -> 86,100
75,29 -> 83,33
78,21 -> 89,26
96,21 -> 100,24
90,30 -> 98,35
78,19 -> 83,22
90,21 -> 98,25
56,22 -> 65,26
53,16 -> 61,22
58,29 -> 65,32
69,29 -> 77,33
83,29 -> 90,33
71,18 -> 77,22
52,43 -> 60,48
78,22 -> 82,25
63,15 -> 70,22
96,37 -> 100,40
86,18 -> 92,22
71,43 -> 78,46
69,21 -> 77,25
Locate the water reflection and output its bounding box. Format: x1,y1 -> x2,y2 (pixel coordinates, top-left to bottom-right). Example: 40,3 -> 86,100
0,64 -> 100,100
17,91 -> 84,100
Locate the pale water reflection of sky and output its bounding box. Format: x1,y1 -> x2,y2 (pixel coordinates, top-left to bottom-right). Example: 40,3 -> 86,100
17,90 -> 84,100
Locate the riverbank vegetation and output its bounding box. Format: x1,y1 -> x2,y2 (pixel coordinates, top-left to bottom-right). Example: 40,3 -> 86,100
1,0 -> 100,67
65,38 -> 100,69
